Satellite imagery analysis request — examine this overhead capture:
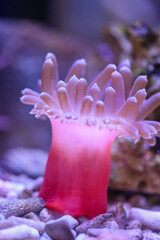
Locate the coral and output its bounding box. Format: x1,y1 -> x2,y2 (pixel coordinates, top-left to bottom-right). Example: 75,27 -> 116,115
21,52 -> 160,218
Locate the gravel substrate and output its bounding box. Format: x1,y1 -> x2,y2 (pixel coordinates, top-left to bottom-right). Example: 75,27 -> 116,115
0,167 -> 160,240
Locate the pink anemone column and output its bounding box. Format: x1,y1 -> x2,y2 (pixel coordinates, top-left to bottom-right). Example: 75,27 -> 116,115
39,120 -> 117,219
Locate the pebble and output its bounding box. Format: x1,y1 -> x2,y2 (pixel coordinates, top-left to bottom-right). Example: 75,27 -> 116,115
27,177 -> 44,192
45,219 -> 74,240
9,216 -> 45,234
39,208 -> 61,223
87,228 -> 143,240
0,224 -> 39,240
6,191 -> 18,200
129,207 -> 160,231
127,219 -> 142,229
102,220 -> 119,229
75,233 -> 87,240
0,197 -> 45,217
46,215 -> 78,229
75,213 -> 112,234
77,216 -> 88,224
115,202 -> 127,229
32,191 -> 39,198
71,229 -> 77,237
108,202 -> 131,217
0,179 -> 24,197
39,233 -> 52,240
0,216 -> 45,234
143,231 -> 160,240
24,212 -> 40,221
18,189 -> 32,199
4,148 -> 48,178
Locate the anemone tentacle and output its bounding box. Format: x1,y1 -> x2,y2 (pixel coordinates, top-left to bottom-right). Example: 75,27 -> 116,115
21,53 -> 160,144
21,52 -> 160,218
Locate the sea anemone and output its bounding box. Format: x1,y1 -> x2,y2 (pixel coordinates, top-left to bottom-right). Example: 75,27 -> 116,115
21,52 -> 160,219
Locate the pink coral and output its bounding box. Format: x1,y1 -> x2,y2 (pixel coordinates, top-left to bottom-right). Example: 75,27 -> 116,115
21,52 -> 160,218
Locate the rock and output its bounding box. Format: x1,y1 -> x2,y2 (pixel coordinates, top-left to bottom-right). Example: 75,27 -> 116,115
75,233 -> 87,240
127,219 -> 142,230
46,215 -> 78,229
77,216 -> 88,224
6,191 -> 18,200
32,191 -> 39,198
3,148 -> 48,178
27,177 -> 44,192
45,220 -> 74,240
0,179 -> 24,197
143,231 -> 160,240
60,215 -> 78,228
23,212 -> 40,221
75,213 -> 112,234
39,233 -> 52,240
129,207 -> 160,231
115,202 -> 127,229
0,198 -> 45,217
18,189 -> 32,199
9,216 -> 45,234
0,218 -> 15,229
103,220 -> 119,229
110,137 -> 160,194
87,228 -> 142,240
0,224 -> 39,240
39,208 -> 61,223
0,216 -> 45,234
71,229 -> 77,237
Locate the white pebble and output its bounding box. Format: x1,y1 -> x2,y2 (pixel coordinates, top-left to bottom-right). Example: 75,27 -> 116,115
75,233 -> 87,240
130,207 -> 160,231
39,208 -> 56,223
0,179 -> 24,196
59,215 -> 78,228
6,191 -> 18,200
47,215 -> 78,229
39,233 -> 52,240
143,231 -> 160,240
71,229 -> 77,237
0,224 -> 39,240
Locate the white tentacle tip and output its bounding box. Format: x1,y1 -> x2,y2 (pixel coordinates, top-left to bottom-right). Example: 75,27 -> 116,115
21,89 -> 27,95
119,65 -> 131,72
58,87 -> 67,94
119,59 -> 131,68
76,58 -> 86,65
44,58 -> 54,66
111,70 -> 121,78
107,64 -> 117,71
40,92 -> 47,98
20,96 -> 25,103
45,52 -> 56,60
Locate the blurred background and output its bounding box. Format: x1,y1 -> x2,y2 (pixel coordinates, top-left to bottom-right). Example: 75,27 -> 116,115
0,0 -> 160,157
1,0 -> 160,39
